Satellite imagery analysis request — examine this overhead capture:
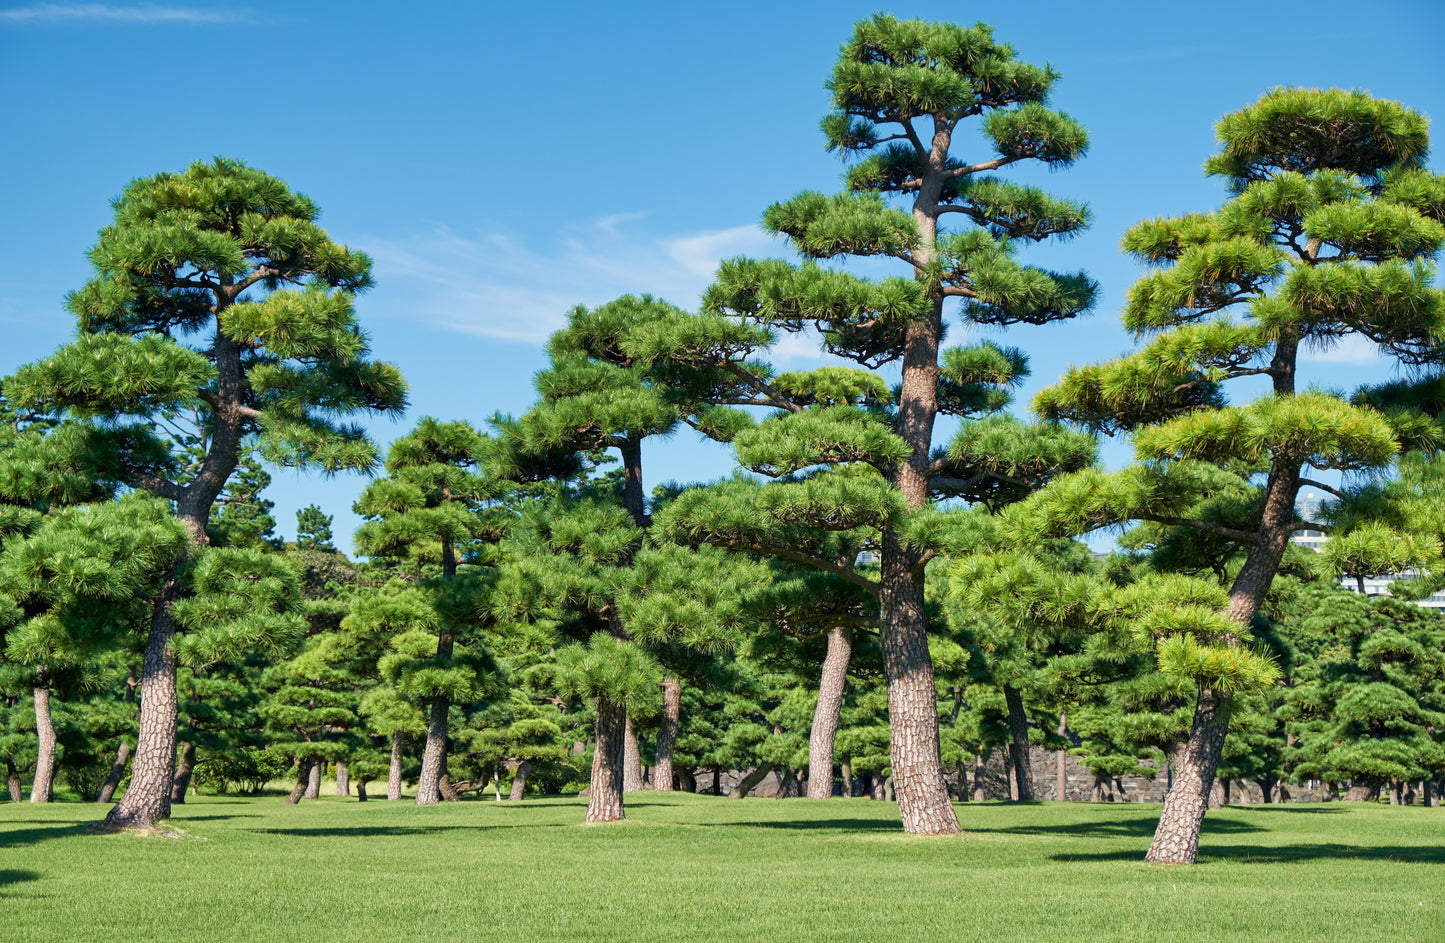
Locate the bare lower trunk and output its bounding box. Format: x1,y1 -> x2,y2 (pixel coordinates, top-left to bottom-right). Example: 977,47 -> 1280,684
305,759 -> 322,800
678,768 -> 696,794
1145,688 -> 1229,864
652,677 -> 681,791
104,599 -> 182,828
1003,684 -> 1033,801
1056,710 -> 1069,801
807,625 -> 852,800
171,741 -> 197,803
285,758 -> 314,805
840,759 -> 853,798
335,762 -> 349,797
415,689 -> 450,806
711,766 -> 722,796
98,740 -> 131,803
7,760 -> 23,802
732,763 -> 776,798
509,760 -> 532,800
879,531 -> 959,834
623,718 -> 646,792
587,696 -> 626,822
30,679 -> 55,803
388,732 -> 404,800
973,752 -> 987,803
356,779 -> 368,802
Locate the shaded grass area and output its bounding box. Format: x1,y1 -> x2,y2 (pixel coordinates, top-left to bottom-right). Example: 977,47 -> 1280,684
2,794 -> 1441,942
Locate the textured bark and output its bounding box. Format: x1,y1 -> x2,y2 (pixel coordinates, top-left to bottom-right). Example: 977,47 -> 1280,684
807,625 -> 852,800
878,531 -> 960,833
973,753 -> 988,803
732,763 -> 776,798
415,677 -> 451,805
1145,689 -> 1229,863
623,717 -> 647,792
1003,685 -> 1033,801
652,677 -> 681,791
1056,711 -> 1070,801
103,594 -> 184,828
335,762 -> 350,797
97,740 -> 131,804
388,732 -> 404,800
304,759 -> 322,800
6,760 -> 22,802
170,740 -> 196,803
1345,783 -> 1379,802
840,759 -> 853,798
30,677 -> 55,803
285,758 -> 314,805
587,696 -> 626,822
509,760 -> 532,801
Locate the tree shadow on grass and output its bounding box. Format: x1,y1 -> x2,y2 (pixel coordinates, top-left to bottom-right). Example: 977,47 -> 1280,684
247,823 -> 570,838
1053,843 -> 1445,864
966,815 -> 1264,839
706,818 -> 902,832
0,870 -> 41,889
0,824 -> 87,848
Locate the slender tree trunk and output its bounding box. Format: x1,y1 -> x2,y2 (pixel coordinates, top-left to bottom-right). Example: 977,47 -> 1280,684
335,762 -> 350,797
587,696 -> 626,822
1056,710 -> 1069,801
731,763 -> 776,798
807,625 -> 852,800
509,760 -> 533,801
678,768 -> 696,794
305,759 -> 322,800
285,758 -> 314,805
623,718 -> 647,792
30,675 -> 55,803
415,682 -> 451,805
711,766 -> 722,796
97,740 -> 131,804
973,752 -> 988,803
840,759 -> 853,798
1221,779 -> 1232,805
1145,688 -> 1229,863
1003,684 -> 1033,801
171,740 -> 197,803
356,779 -> 368,802
653,676 -> 681,791
6,759 -> 23,802
388,732 -> 404,800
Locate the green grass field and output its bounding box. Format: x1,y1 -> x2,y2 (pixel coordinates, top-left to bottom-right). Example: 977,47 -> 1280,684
2,793 -> 1441,942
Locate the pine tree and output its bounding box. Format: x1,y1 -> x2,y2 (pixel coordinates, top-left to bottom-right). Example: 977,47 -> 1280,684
295,505 -> 336,553
1028,88 -> 1445,861
8,158 -> 406,827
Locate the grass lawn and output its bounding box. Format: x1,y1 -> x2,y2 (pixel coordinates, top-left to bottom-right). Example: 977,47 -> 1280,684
2,792 -> 1441,942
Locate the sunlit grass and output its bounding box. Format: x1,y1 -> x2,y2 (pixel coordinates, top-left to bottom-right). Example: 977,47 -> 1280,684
2,793 -> 1441,942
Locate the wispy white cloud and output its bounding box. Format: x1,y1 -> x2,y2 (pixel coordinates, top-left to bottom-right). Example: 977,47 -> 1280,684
1301,334 -> 1386,366
364,216 -> 783,346
0,3 -> 233,23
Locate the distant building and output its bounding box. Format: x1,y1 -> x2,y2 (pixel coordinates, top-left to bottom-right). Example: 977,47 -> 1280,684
1289,491 -> 1445,610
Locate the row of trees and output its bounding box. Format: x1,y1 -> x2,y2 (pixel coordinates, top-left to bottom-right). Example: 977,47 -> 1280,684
1,16 -> 1442,865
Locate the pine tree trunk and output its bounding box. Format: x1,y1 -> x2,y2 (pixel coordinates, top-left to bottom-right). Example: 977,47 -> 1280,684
103,595 -> 183,828
807,625 -> 852,800
415,688 -> 451,805
171,741 -> 197,803
305,759 -> 322,800
509,760 -> 532,801
587,696 -> 626,822
1145,688 -> 1229,863
30,677 -> 55,803
1003,684 -> 1033,801
1055,710 -> 1069,801
652,677 -> 681,791
1221,779 -> 1232,805
678,767 -> 696,794
356,779 -> 368,802
1345,782 -> 1378,802
711,765 -> 722,796
878,531 -> 960,834
388,732 -> 404,800
840,759 -> 853,798
731,763 -> 776,798
6,759 -> 22,802
973,752 -> 987,803
335,762 -> 349,797
97,740 -> 131,803
623,717 -> 646,792
285,758 -> 314,805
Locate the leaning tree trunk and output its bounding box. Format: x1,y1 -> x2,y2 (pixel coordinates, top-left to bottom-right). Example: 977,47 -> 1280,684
335,762 -> 350,797
304,759 -> 322,800
388,732 -> 404,800
587,696 -> 627,822
623,718 -> 647,792
1003,684 -> 1033,801
30,674 -> 55,803
6,760 -> 23,802
509,760 -> 533,801
1144,688 -> 1229,864
878,530 -> 960,834
97,740 -> 131,804
356,779 -> 369,802
731,763 -> 776,798
807,625 -> 853,800
171,740 -> 197,804
285,758 -> 314,805
652,676 -> 681,792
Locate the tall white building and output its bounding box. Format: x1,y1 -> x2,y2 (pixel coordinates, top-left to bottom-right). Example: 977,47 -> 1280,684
1289,491 -> 1445,610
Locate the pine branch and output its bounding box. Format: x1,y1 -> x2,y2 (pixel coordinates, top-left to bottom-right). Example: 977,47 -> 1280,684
1297,478 -> 1347,500
1148,515 -> 1262,544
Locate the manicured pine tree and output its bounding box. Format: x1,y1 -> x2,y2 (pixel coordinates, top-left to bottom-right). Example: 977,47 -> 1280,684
1029,88 -> 1445,860
8,158 -> 406,828
354,417 -> 505,805
347,582 -> 435,800
295,505 -> 337,553
648,15 -> 1097,833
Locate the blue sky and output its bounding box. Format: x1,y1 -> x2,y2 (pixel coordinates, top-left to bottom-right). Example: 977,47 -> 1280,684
2,0 -> 1442,548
